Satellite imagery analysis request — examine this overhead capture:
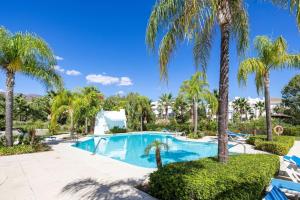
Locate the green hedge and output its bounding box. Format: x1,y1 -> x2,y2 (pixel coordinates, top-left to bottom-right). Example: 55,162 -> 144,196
247,136 -> 295,155
0,145 -> 35,156
109,126 -> 127,133
283,126 -> 300,137
0,144 -> 51,156
149,154 -> 279,200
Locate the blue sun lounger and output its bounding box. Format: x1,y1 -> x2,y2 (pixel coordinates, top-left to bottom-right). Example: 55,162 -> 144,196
263,186 -> 288,200
284,155 -> 300,168
226,131 -> 250,141
271,179 -> 300,194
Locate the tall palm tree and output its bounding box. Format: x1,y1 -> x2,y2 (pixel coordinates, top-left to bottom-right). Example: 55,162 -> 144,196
232,98 -> 249,121
144,140 -> 169,168
238,35 -> 300,141
254,101 -> 265,117
146,0 -> 248,163
180,71 -> 217,133
159,93 -> 173,120
0,27 -> 62,146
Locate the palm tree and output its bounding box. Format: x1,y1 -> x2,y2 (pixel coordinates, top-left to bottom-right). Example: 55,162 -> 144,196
146,0 -> 248,163
51,90 -> 80,137
173,95 -> 189,123
238,35 -> 300,141
144,140 -> 169,168
159,93 -> 173,120
180,71 -> 217,133
232,98 -> 249,121
80,87 -> 103,134
245,104 -> 252,120
0,27 -> 62,146
254,101 -> 265,117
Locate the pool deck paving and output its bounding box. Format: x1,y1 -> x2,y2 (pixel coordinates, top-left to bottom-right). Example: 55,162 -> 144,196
0,134 -> 299,200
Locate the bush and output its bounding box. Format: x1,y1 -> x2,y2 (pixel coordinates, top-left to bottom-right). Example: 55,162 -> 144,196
0,145 -> 35,156
109,126 -> 127,133
283,126 -> 300,137
149,154 -> 279,200
247,135 -> 295,155
0,143 -> 51,156
187,131 -> 204,139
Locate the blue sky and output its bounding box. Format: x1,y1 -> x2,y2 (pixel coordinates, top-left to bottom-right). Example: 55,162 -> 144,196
0,0 -> 299,100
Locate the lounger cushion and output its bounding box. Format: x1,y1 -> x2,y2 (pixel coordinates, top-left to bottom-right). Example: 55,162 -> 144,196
271,178 -> 300,192
264,186 -> 288,200
291,156 -> 300,167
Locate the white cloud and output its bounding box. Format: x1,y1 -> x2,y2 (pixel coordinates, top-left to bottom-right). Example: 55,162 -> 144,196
0,89 -> 4,93
55,55 -> 64,61
66,70 -> 81,76
53,65 -> 65,73
119,77 -> 133,86
86,74 -> 120,85
86,74 -> 133,86
116,90 -> 125,95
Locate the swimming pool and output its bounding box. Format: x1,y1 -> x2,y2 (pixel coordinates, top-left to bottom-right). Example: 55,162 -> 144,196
73,133 -> 222,168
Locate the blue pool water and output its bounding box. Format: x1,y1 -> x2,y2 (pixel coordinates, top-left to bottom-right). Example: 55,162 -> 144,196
73,133 -> 223,168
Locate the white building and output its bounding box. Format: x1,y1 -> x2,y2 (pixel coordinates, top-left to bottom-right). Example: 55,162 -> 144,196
228,97 -> 282,120
151,101 -> 173,118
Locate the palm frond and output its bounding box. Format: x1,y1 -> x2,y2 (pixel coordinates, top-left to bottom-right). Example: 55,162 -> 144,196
22,59 -> 63,91
229,0 -> 249,57
158,27 -> 178,80
146,0 -> 184,50
237,58 -> 266,94
193,12 -> 215,71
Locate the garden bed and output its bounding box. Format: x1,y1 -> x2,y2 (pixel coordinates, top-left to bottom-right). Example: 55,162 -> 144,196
148,154 -> 279,200
247,135 -> 295,155
0,144 -> 51,156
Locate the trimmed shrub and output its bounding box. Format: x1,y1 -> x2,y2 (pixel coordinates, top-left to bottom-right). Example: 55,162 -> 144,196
283,126 -> 300,137
187,132 -> 204,139
109,126 -> 127,133
0,145 -> 35,156
0,143 -> 51,156
247,135 -> 295,155
149,154 -> 279,200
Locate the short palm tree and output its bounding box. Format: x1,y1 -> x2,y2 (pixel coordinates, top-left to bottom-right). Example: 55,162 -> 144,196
80,87 -> 103,134
51,90 -> 80,137
146,0 -> 249,163
0,27 -> 62,146
144,140 -> 169,168
159,93 -> 173,120
180,71 -> 217,133
238,35 -> 300,141
254,101 -> 265,117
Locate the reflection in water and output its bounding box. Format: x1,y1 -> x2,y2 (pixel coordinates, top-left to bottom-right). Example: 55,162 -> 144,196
74,134 -> 219,168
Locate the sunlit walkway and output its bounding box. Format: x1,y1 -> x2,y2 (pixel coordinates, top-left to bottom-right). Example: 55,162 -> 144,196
0,138 -> 155,200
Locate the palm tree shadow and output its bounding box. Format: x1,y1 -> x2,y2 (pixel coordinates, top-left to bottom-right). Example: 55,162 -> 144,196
60,177 -> 152,200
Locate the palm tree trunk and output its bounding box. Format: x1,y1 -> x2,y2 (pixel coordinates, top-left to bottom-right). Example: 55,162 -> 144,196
264,74 -> 272,141
217,22 -> 230,163
140,115 -> 143,131
155,148 -> 162,168
70,110 -> 74,138
193,97 -> 198,133
30,130 -> 36,146
85,117 -> 88,134
5,71 -> 15,147
165,107 -> 168,120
